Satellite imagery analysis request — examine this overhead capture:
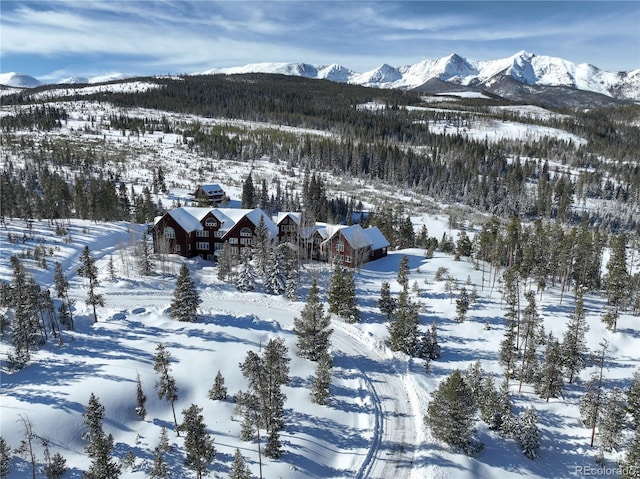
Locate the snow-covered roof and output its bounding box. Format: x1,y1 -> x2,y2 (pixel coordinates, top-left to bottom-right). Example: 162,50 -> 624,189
164,207 -> 277,237
322,224 -> 390,250
362,226 -> 390,250
275,211 -> 302,226
199,184 -> 224,195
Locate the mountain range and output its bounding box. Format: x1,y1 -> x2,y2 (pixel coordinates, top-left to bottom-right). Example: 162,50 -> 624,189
2,51 -> 639,106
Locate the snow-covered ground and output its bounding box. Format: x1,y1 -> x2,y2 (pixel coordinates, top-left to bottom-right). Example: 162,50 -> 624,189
1,216 -> 638,479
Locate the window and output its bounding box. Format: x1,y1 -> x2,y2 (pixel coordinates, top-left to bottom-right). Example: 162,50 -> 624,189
206,254 -> 215,261
230,247 -> 239,256
214,230 -> 224,238
214,243 -> 223,251
205,218 -> 217,227
337,241 -> 345,252
174,244 -> 181,253
345,255 -> 352,264
196,242 -> 210,250
229,237 -> 238,244
240,227 -> 252,237
240,237 -> 252,245
196,230 -> 209,237
164,227 -> 175,239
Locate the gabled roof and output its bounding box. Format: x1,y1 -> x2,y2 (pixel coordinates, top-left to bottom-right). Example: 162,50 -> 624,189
321,224 -> 390,250
199,184 -> 224,195
275,211 -> 302,226
157,207 -> 277,238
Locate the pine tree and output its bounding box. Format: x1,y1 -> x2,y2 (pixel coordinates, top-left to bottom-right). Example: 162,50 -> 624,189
415,322 -> 441,360
41,437 -> 66,479
82,393 -> 121,479
264,243 -> 287,295
463,360 -> 485,401
535,333 -> 564,402
170,263 -> 201,322
77,246 -> 104,323
179,404 -> 215,479
137,232 -> 155,276
252,214 -> 271,277
455,287 -> 470,322
53,261 -> 74,330
627,368 -> 640,429
15,414 -> 37,479
387,289 -> 419,355
517,406 -> 540,459
149,449 -> 168,479
328,263 -> 359,322
208,370 -> 227,401
135,373 -> 147,420
262,338 -> 290,434
229,448 -> 252,479
425,370 -> 478,454
153,344 -> 179,434
598,386 -> 626,453
477,375 -> 502,431
0,437 -> 10,479
264,427 -> 282,459
581,340 -> 608,447
311,351 -> 333,405
397,255 -> 410,290
8,256 -> 39,364
216,242 -> 233,282
294,278 -> 333,361
603,233 -> 630,332
378,280 -> 396,320
620,428 -> 640,479
518,291 -> 542,391
561,286 -> 589,383
242,172 -> 256,209
236,251 -> 256,292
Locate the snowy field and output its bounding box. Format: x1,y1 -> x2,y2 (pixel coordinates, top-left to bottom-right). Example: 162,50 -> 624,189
1,216 -> 638,479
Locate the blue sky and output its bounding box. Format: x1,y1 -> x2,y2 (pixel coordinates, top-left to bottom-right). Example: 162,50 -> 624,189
1,1 -> 638,82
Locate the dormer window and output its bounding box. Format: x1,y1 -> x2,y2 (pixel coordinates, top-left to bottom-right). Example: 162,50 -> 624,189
205,218 -> 217,227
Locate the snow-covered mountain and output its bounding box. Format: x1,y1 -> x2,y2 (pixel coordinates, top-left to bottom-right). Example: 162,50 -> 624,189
0,72 -> 41,88
198,51 -> 640,102
2,52 -> 638,102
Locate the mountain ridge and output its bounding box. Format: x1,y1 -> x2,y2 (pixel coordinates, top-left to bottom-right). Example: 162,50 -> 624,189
1,51 -> 638,103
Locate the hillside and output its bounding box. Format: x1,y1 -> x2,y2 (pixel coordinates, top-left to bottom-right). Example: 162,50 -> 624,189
1,74 -> 639,478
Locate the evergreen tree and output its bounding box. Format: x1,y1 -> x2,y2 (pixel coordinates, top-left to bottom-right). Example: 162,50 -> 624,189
261,338 -> 290,434
415,322 -> 441,360
170,263 -> 201,322
252,214 -> 271,277
294,278 -> 333,361
424,370 -> 479,454
264,243 -> 287,295
82,393 -> 121,479
497,378 -> 516,438
627,368 -> 640,429
8,256 -> 40,363
179,404 -> 215,479
149,447 -> 168,479
311,351 -> 333,405
378,280 -> 396,320
0,437 -> 10,479
328,262 -> 359,322
499,267 -> 520,382
463,360 -> 485,401
603,233 -> 630,332
216,242 -> 233,282
387,289 -> 419,355
77,246 -> 104,323
137,233 -> 155,276
53,261 -> 74,330
41,437 -> 66,479
518,291 -> 542,391
285,268 -> 299,301
620,428 -> 640,479
598,386 -> 626,453
397,255 -> 410,290
516,406 -> 540,459
229,448 -> 253,479
241,172 -> 256,209
135,373 -> 147,420
264,427 -> 282,459
236,251 -> 256,292
535,333 -> 564,402
153,344 -> 179,434
208,370 -> 227,401
455,287 -> 470,322
561,286 -> 589,383
477,375 -> 502,431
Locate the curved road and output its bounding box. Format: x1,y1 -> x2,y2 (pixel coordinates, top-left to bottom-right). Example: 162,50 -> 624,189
332,321 -> 420,479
